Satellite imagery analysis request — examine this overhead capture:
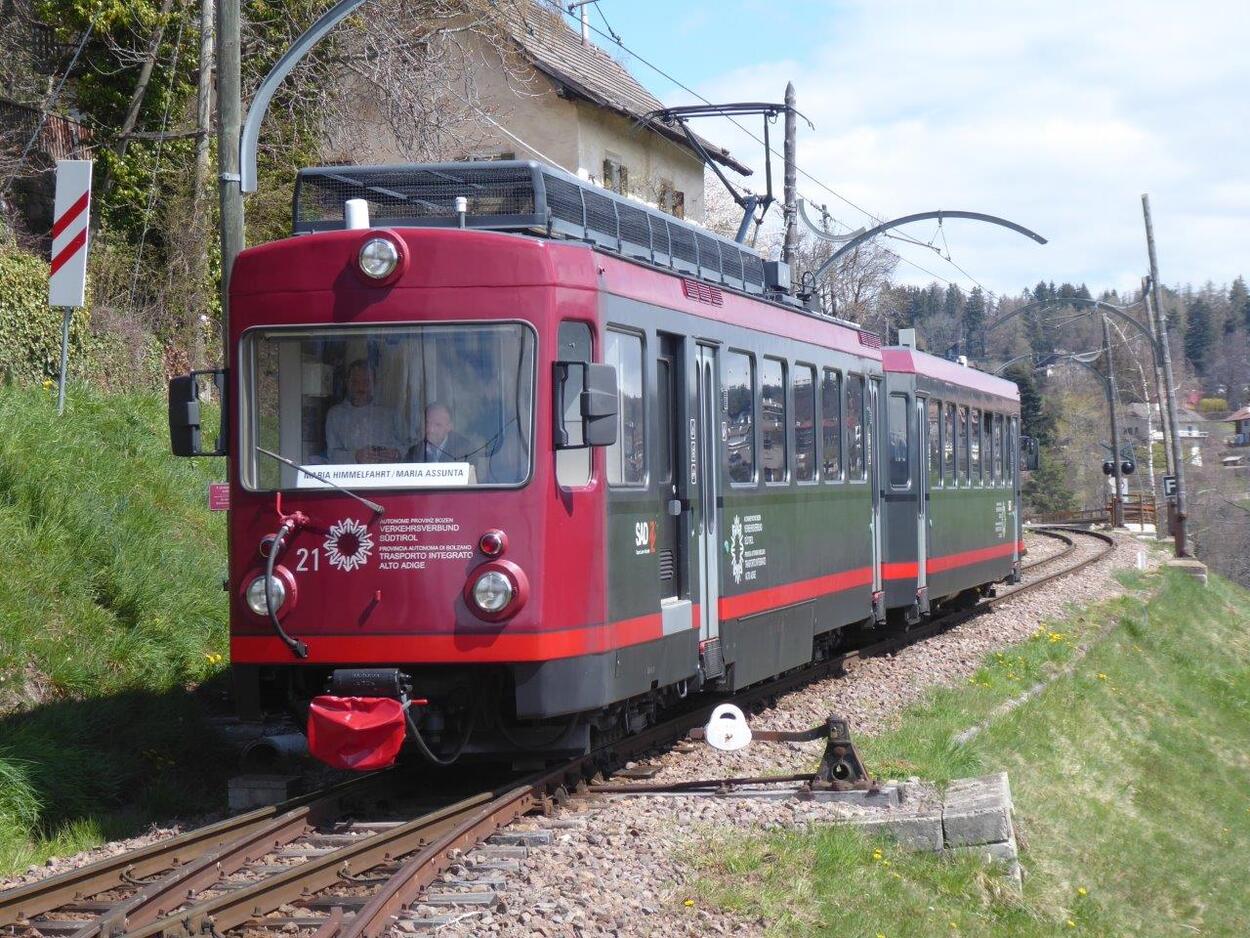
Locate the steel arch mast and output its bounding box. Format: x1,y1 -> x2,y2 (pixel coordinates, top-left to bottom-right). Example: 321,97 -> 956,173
804,210 -> 1047,286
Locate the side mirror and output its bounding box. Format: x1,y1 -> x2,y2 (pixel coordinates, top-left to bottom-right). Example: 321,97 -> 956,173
1019,435 -> 1040,472
169,369 -> 226,457
582,362 -> 618,447
554,361 -> 618,449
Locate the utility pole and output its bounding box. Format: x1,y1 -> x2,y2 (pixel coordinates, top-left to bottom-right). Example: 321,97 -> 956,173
1102,313 -> 1125,527
1142,193 -> 1187,556
190,0 -> 214,370
782,81 -> 797,272
1141,280 -> 1172,541
217,0 -> 243,354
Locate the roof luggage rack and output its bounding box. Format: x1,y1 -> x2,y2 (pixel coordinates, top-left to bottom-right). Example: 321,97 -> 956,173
293,160 -> 770,296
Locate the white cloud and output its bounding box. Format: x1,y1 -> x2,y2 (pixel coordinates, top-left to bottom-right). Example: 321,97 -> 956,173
688,0 -> 1250,295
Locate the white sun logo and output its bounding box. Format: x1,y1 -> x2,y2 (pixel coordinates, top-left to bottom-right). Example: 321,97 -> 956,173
324,518 -> 374,572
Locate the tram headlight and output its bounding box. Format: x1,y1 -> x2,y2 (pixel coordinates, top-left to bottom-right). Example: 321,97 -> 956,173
358,237 -> 399,279
246,574 -> 287,616
471,570 -> 514,614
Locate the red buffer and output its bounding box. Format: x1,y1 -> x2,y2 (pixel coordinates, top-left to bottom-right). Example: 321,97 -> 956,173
307,696 -> 408,771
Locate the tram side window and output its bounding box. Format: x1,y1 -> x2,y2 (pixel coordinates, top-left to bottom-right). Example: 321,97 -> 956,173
794,365 -> 816,482
556,322 -> 592,488
821,368 -> 842,480
605,329 -> 645,486
846,374 -> 866,481
993,413 -> 1004,484
1007,417 -> 1017,486
724,351 -> 755,484
970,408 -> 982,484
761,358 -> 787,483
957,405 -> 968,485
888,393 -> 910,489
944,402 -> 956,484
928,399 -> 942,488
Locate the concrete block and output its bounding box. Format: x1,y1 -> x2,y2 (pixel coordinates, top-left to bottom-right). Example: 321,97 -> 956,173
946,833 -> 1023,892
804,786 -> 900,808
1166,557 -> 1208,585
946,833 -> 1019,865
943,773 -> 1014,847
841,813 -> 945,852
227,773 -> 302,811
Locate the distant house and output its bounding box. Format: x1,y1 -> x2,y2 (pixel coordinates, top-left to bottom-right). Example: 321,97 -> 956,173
326,2 -> 746,224
1227,406 -> 1250,447
1123,403 -> 1209,444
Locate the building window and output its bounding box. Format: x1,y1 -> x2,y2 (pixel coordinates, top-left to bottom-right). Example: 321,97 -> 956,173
603,156 -> 629,195
928,399 -> 942,487
888,393 -> 910,489
794,365 -> 816,482
555,321 -> 592,488
847,374 -> 866,481
724,351 -> 755,484
761,358 -> 787,483
605,329 -> 644,486
658,180 -> 686,219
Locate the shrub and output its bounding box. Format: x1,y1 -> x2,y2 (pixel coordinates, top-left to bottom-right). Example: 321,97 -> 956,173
0,242 -> 163,390
1197,397 -> 1229,414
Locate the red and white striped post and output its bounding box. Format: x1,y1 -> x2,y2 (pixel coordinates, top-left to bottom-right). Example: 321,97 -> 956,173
49,159 -> 93,414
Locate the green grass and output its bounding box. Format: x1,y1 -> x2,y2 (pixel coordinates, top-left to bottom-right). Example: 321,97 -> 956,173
687,567 -> 1250,937
0,383 -> 231,873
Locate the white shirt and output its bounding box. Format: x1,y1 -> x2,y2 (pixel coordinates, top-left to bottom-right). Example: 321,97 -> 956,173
324,400 -> 406,463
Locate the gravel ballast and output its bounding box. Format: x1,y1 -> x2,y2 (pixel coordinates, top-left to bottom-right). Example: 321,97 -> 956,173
431,530 -> 1159,937
3,530 -> 1160,937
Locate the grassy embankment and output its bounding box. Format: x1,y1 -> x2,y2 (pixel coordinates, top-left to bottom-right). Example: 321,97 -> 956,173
0,384 -> 229,874
687,566 -> 1250,937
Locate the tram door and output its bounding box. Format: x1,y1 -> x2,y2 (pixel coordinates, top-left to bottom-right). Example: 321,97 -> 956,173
867,377 -> 883,599
916,394 -> 930,600
655,336 -> 683,602
695,344 -> 720,643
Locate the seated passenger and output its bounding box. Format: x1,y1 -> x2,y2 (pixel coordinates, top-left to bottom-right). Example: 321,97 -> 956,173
407,402 -> 472,463
324,359 -> 406,464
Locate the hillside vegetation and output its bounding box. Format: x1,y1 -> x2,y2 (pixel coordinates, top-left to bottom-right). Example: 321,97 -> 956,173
689,567 -> 1250,937
0,384 -> 228,872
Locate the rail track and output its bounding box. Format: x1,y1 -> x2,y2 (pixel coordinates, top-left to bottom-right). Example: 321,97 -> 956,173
0,526 -> 1116,938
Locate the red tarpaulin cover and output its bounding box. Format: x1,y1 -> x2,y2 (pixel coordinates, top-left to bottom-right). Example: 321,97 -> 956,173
307,695 -> 407,771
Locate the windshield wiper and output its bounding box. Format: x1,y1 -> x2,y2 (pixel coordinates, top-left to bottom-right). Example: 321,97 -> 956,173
256,447 -> 385,515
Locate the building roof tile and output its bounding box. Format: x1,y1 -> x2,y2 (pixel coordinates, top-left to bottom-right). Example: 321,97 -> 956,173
506,3 -> 749,175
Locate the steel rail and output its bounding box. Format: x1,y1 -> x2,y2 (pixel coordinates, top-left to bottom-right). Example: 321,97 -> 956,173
122,788 -> 512,938
1020,527 -> 1075,573
0,771 -> 389,927
4,530 -> 1115,938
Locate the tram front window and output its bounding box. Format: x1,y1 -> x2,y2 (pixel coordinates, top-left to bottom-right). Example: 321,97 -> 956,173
243,323 -> 536,490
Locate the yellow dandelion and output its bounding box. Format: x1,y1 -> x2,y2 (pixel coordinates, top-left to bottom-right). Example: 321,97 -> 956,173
1096,673 -> 1108,681
683,899 -> 694,907
1077,886 -> 1088,896
1067,920 -> 1077,928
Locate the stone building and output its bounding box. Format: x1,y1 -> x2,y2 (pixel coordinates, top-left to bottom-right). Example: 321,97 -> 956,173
326,2 -> 745,224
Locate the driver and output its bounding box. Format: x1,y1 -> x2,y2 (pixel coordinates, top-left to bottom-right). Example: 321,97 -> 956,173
407,402 -> 471,463
325,359 -> 406,463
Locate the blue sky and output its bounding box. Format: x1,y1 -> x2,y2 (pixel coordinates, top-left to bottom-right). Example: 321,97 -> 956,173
556,0 -> 1250,298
